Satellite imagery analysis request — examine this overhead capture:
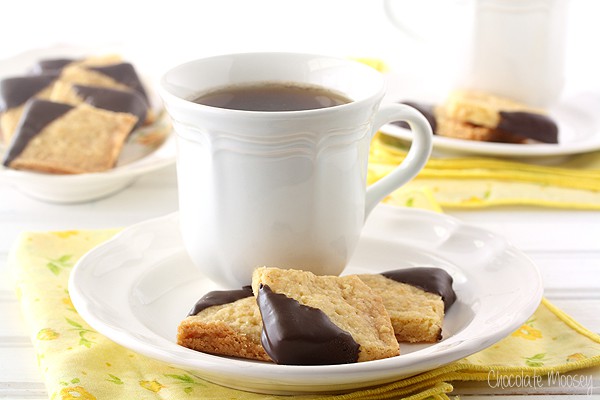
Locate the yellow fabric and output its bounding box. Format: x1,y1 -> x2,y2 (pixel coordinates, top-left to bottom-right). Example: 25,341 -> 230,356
10,228 -> 600,399
371,133 -> 600,210
350,57 -> 390,73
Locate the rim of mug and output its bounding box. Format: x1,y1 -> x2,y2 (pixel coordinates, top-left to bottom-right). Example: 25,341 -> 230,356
158,52 -> 387,118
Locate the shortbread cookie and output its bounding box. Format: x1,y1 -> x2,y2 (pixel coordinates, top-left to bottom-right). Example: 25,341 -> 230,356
251,267 -> 399,365
357,268 -> 456,343
50,81 -> 150,128
59,62 -> 148,102
0,74 -> 59,142
440,90 -> 558,143
435,111 -> 528,143
177,287 -> 270,361
2,99 -> 137,174
57,62 -> 152,122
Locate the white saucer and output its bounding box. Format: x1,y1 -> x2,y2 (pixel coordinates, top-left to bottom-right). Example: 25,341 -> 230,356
69,205 -> 543,395
381,92 -> 600,159
0,45 -> 175,203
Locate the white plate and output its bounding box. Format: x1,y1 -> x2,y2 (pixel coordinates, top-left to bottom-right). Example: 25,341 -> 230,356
381,91 -> 600,159
0,45 -> 175,203
0,133 -> 175,203
69,205 -> 543,395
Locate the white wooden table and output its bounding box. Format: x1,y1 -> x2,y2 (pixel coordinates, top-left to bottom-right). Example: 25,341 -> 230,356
1,163 -> 598,399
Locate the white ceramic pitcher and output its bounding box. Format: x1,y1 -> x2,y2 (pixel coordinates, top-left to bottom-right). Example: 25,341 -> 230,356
385,0 -> 569,107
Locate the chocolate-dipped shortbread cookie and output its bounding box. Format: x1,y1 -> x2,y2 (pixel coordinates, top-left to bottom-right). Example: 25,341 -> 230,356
57,62 -> 153,123
438,90 -> 558,144
394,90 -> 559,144
50,81 -> 150,128
435,112 -> 529,143
60,62 -> 149,102
251,267 -> 399,365
2,99 -> 137,174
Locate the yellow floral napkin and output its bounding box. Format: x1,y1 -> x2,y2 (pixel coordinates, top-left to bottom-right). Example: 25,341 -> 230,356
372,133 -> 600,210
10,228 -> 600,399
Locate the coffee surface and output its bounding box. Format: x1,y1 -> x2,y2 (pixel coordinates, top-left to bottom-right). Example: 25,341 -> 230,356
192,82 -> 351,112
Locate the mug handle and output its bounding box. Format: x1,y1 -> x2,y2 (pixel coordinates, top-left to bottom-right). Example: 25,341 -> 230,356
364,103 -> 433,219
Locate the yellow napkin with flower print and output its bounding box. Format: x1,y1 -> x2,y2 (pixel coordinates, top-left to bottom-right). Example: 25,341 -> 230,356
10,227 -> 600,399
372,131 -> 600,210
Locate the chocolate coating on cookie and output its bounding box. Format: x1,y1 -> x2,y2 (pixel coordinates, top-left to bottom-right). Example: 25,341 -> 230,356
2,99 -> 73,167
498,111 -> 558,144
31,58 -> 75,74
187,286 -> 253,316
392,101 -> 437,133
257,284 -> 360,365
72,85 -> 148,130
0,73 -> 59,111
382,267 -> 456,311
89,63 -> 148,101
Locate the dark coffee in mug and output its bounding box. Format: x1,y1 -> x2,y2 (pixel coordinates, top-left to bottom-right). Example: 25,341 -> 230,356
191,82 -> 352,112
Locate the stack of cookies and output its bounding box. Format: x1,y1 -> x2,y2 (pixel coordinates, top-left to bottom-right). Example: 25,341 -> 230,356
0,55 -> 154,174
177,266 -> 456,365
398,90 -> 559,144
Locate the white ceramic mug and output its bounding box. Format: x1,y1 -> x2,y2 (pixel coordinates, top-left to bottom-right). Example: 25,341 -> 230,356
160,53 -> 432,287
384,0 -> 569,107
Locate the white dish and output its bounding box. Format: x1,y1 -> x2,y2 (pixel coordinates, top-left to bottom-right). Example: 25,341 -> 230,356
69,205 -> 543,395
0,45 -> 175,203
0,132 -> 175,203
381,91 -> 600,158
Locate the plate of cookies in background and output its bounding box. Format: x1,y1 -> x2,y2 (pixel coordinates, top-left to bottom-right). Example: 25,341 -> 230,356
381,89 -> 600,159
0,47 -> 174,203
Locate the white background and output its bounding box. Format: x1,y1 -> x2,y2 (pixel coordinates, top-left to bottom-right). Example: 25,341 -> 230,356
1,0 -> 599,94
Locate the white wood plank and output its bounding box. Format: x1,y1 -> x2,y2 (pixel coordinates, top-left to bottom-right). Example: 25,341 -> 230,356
0,348 -> 42,382
0,383 -> 47,400
0,302 -> 30,338
448,209 -> 600,252
532,252 -> 600,301
548,299 -> 600,333
0,192 -> 178,246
